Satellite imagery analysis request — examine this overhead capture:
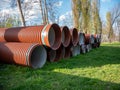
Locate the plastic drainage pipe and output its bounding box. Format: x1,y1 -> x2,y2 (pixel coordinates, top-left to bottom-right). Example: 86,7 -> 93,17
64,46 -> 71,58
70,28 -> 79,46
85,34 -> 95,44
0,42 -> 47,69
85,34 -> 90,45
78,33 -> 85,46
0,23 -> 61,50
76,45 -> 80,55
70,45 -> 78,56
47,46 -> 64,62
54,46 -> 62,62
90,34 -> 95,44
47,49 -> 56,62
80,44 -> 86,54
86,44 -> 90,52
94,34 -> 99,43
61,26 -> 71,47
61,46 -> 65,59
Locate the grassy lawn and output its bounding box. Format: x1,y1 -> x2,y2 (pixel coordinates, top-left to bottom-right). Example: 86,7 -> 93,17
0,43 -> 120,90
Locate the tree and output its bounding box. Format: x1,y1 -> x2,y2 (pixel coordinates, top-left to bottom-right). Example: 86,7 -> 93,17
91,0 -> 102,34
72,0 -> 80,30
0,12 -> 21,28
16,0 -> 26,26
81,0 -> 91,33
106,12 -> 113,42
39,0 -> 44,24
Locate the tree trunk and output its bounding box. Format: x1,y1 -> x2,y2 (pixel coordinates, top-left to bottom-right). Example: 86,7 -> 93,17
39,0 -> 44,24
17,0 -> 26,26
43,0 -> 48,24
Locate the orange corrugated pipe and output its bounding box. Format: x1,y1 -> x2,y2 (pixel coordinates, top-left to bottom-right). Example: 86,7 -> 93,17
47,45 -> 65,62
0,23 -> 61,50
78,32 -> 85,46
61,26 -> 71,47
0,42 -> 47,68
85,34 -> 95,45
64,46 -> 71,58
69,28 -> 79,46
47,48 -> 56,62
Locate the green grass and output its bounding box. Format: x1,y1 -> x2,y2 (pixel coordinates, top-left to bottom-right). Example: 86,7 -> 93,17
0,43 -> 120,90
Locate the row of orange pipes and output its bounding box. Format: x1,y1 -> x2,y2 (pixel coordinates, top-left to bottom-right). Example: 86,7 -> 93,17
0,23 -> 101,69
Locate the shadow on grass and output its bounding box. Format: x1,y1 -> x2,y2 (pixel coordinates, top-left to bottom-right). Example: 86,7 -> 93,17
40,46 -> 120,70
0,71 -> 120,90
0,45 -> 120,90
0,45 -> 120,71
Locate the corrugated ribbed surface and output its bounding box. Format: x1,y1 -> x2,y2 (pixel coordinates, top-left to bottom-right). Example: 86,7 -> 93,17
0,23 -> 61,50
78,33 -> 85,45
0,26 -> 44,43
0,42 -> 47,68
85,34 -> 90,44
64,46 -> 71,58
61,26 -> 70,47
70,28 -> 78,46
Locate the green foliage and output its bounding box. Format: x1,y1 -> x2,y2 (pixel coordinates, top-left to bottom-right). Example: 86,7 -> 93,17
0,43 -> 120,90
106,12 -> 114,42
72,0 -> 102,34
0,16 -> 21,28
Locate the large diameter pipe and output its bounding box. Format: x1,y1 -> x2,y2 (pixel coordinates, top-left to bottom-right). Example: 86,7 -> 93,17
86,44 -> 90,52
0,23 -> 61,50
0,42 -> 47,68
70,28 -> 79,46
47,46 -> 63,62
54,46 -> 62,62
78,33 -> 85,45
70,45 -> 80,56
80,44 -> 86,54
64,46 -> 71,58
61,46 -> 65,59
47,49 -> 56,62
85,34 -> 95,44
61,26 -> 71,47
94,34 -> 99,43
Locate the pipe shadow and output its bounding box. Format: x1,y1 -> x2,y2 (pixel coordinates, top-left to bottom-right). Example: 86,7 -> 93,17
43,45 -> 120,70
1,71 -> 119,90
4,27 -> 27,42
0,45 -> 120,90
0,43 -> 14,90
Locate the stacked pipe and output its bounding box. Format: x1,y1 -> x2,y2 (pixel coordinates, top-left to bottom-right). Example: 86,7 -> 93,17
0,24 -> 101,69
0,24 -> 61,68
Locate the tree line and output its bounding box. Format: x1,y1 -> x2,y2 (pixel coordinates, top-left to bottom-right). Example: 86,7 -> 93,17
72,0 -> 120,42
0,0 -> 120,42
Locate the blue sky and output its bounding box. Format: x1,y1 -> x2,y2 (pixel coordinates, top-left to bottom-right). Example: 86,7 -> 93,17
0,0 -> 120,26
100,0 -> 120,21
59,0 -> 120,22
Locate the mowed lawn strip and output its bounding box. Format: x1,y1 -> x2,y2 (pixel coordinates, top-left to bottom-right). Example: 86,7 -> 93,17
0,43 -> 120,90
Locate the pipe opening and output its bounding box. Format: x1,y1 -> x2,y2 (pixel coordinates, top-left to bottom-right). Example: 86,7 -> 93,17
90,35 -> 95,44
79,33 -> 85,45
65,47 -> 71,58
71,46 -> 78,56
72,29 -> 78,46
61,47 -> 65,59
48,24 -> 61,50
30,45 -> 47,68
76,45 -> 80,55
48,27 -> 55,47
62,27 -> 70,47
81,45 -> 86,54
49,50 -> 56,62
54,47 -> 62,61
62,31 -> 65,44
